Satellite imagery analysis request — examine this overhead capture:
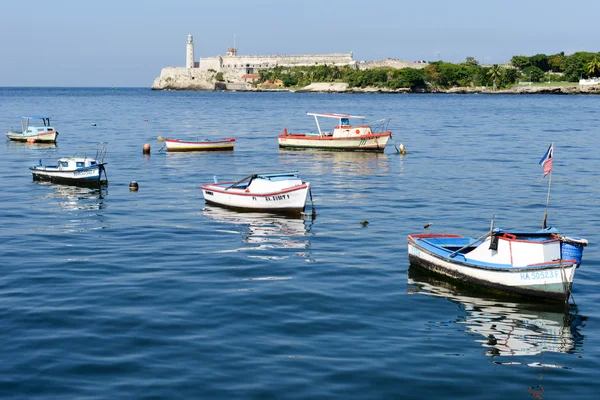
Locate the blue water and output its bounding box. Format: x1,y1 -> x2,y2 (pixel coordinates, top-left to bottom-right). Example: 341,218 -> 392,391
1,88 -> 599,399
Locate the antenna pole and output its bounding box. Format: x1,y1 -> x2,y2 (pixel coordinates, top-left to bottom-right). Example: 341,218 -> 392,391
542,142 -> 553,229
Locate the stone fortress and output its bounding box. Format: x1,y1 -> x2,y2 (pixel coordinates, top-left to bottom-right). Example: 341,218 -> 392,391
152,34 -> 427,90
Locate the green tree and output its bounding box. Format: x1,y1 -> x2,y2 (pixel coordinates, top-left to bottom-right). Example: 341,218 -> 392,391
464,56 -> 479,67
548,52 -> 566,72
521,66 -> 544,82
488,64 -> 502,90
510,55 -> 530,70
529,54 -> 549,72
586,57 -> 600,77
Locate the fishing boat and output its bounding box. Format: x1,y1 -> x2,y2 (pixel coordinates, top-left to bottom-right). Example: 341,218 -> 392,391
407,225 -> 588,301
278,112 -> 394,152
30,142 -> 108,187
200,171 -> 313,214
165,137 -> 235,151
6,115 -> 59,143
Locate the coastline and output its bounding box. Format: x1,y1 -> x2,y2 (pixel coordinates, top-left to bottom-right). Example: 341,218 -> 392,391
152,80 -> 600,94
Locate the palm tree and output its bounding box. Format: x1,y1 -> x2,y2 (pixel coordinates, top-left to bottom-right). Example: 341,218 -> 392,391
488,64 -> 502,90
587,57 -> 600,77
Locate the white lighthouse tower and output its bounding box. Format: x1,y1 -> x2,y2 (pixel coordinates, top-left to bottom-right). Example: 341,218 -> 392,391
186,34 -> 195,69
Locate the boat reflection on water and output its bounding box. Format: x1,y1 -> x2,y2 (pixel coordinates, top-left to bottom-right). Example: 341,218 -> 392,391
278,150 -> 394,176
5,140 -> 57,151
407,265 -> 586,364
36,181 -> 108,211
202,205 -> 314,260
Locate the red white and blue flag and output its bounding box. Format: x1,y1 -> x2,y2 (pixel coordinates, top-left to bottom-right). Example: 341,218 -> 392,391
539,143 -> 553,181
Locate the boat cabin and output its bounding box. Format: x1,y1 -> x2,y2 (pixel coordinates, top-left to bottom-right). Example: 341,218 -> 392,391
56,157 -> 99,170
306,112 -> 373,138
14,115 -> 55,134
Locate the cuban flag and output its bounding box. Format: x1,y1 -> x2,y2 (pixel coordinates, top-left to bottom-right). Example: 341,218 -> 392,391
539,143 -> 553,181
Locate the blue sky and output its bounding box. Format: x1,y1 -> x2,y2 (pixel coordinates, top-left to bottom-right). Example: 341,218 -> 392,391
2,0 -> 599,87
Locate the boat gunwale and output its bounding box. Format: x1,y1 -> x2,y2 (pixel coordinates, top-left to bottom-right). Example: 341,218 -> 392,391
407,235 -> 577,272
201,182 -> 308,197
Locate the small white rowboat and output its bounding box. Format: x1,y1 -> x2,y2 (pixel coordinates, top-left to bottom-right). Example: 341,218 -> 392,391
201,172 -> 311,213
165,138 -> 235,152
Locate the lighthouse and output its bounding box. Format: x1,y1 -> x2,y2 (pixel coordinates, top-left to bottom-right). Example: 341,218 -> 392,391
186,34 -> 194,69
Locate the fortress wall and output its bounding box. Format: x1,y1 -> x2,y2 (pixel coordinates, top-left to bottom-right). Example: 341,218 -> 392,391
152,67 -> 216,90
217,53 -> 354,70
357,59 -> 428,70
198,57 -> 221,71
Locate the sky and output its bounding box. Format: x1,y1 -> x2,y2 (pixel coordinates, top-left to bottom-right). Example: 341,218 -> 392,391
1,0 -> 599,87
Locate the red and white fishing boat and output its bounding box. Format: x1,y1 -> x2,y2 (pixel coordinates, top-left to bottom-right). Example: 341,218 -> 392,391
278,112 -> 392,152
165,137 -> 235,151
201,172 -> 312,213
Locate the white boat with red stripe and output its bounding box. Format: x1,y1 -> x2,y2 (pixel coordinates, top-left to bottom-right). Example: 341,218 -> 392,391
201,171 -> 312,213
165,137 -> 235,151
278,112 -> 393,152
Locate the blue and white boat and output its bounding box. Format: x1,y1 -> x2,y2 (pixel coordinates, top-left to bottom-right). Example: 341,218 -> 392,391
30,143 -> 108,186
6,115 -> 59,143
407,227 -> 588,301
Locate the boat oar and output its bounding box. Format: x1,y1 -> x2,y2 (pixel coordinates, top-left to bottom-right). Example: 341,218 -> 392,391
226,174 -> 255,190
449,231 -> 491,258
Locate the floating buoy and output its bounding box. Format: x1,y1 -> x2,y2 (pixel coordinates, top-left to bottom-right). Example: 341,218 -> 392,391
143,143 -> 151,154
27,138 -> 37,144
157,136 -> 164,142
143,120 -> 148,122
129,181 -> 139,191
399,143 -> 406,155
91,123 -> 97,126
360,220 -> 369,227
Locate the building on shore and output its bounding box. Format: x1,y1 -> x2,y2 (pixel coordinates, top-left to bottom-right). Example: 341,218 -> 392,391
152,34 -> 425,90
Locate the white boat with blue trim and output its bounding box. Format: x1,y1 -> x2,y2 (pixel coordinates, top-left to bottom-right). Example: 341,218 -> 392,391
407,226 -> 588,301
6,115 -> 59,143
201,172 -> 312,213
278,112 -> 392,152
30,143 -> 108,187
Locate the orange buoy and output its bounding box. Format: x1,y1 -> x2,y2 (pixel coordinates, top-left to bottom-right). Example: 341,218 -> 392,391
143,143 -> 151,154
27,138 -> 37,144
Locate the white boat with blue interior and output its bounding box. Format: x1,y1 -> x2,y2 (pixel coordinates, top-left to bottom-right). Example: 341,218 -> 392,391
30,142 -> 108,186
407,226 -> 588,301
6,115 -> 59,143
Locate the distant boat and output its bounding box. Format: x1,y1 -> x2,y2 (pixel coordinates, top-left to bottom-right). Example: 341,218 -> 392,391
407,225 -> 588,301
30,142 -> 108,187
165,137 -> 235,152
6,115 -> 59,143
278,112 -> 391,152
201,171 -> 311,213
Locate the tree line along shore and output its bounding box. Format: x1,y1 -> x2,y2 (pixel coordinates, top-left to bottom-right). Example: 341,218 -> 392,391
246,51 -> 600,94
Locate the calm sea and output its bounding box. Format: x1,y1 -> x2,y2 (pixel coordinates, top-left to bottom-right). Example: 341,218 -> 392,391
1,88 -> 599,399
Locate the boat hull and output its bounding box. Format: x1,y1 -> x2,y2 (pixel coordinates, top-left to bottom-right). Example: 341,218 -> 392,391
278,133 -> 390,152
201,183 -> 309,213
30,165 -> 107,187
6,131 -> 59,143
407,239 -> 576,301
165,138 -> 235,152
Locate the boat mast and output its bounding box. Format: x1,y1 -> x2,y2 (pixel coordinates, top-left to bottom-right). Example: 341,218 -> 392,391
542,142 -> 554,229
